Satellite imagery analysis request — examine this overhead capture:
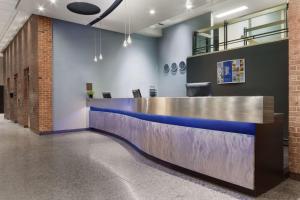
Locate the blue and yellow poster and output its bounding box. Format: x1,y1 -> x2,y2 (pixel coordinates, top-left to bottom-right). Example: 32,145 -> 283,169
217,59 -> 245,84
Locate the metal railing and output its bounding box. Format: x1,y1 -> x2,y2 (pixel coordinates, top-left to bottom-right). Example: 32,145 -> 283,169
193,4 -> 288,55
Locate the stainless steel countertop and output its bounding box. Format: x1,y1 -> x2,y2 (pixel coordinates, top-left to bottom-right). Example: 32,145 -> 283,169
87,96 -> 274,124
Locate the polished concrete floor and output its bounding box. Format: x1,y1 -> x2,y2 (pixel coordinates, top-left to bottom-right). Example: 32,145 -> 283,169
0,115 -> 300,200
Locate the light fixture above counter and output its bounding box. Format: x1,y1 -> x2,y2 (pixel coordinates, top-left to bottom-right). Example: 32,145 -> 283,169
215,5 -> 249,18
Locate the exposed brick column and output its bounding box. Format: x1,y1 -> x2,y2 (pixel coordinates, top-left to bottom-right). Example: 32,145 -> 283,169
288,0 -> 300,179
37,16 -> 53,133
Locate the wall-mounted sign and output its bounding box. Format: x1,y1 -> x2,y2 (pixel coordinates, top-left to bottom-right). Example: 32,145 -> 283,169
164,62 -> 186,74
217,59 -> 245,84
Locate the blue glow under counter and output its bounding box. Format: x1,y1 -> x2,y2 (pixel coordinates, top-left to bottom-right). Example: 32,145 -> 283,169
90,107 -> 256,136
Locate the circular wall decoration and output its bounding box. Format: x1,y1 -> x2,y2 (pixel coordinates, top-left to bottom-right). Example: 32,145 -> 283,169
163,64 -> 170,73
67,2 -> 101,15
171,63 -> 178,73
179,61 -> 186,72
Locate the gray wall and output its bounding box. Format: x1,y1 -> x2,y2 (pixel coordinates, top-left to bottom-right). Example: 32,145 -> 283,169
52,13 -> 212,130
157,13 -> 211,97
187,39 -> 288,137
53,20 -> 159,131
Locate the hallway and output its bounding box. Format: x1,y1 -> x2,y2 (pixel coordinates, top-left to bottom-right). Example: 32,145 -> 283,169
0,114 -> 299,200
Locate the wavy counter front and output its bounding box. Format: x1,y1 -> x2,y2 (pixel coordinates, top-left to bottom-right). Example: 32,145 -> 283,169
87,97 -> 284,196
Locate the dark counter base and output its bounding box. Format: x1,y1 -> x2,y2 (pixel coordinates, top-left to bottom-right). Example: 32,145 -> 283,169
255,114 -> 285,195
90,128 -> 285,197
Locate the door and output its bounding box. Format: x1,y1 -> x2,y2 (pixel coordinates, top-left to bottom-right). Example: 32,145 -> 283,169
13,74 -> 18,122
0,86 -> 3,113
23,68 -> 29,127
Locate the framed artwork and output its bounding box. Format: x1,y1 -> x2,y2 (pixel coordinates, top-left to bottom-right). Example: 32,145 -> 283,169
217,59 -> 245,84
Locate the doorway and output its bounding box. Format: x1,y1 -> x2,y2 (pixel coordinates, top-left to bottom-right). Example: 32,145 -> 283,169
13,74 -> 18,122
6,78 -> 10,118
23,68 -> 30,128
0,85 -> 3,113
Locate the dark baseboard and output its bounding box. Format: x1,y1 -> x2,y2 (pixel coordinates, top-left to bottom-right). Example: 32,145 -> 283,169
39,128 -> 90,135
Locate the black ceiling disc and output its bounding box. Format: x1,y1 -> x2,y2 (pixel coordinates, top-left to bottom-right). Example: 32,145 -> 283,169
67,2 -> 101,15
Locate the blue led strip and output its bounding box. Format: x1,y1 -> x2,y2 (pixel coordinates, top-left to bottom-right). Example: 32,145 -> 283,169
90,107 -> 256,136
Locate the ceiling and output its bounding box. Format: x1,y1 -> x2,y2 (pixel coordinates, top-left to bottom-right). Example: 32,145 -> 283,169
18,0 -> 220,33
0,0 -> 287,54
0,0 -> 17,35
0,0 -> 29,55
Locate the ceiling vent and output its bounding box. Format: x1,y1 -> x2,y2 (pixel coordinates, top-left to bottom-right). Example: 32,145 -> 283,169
67,2 -> 101,15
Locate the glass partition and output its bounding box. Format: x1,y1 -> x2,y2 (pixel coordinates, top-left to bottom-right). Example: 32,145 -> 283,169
193,4 -> 288,55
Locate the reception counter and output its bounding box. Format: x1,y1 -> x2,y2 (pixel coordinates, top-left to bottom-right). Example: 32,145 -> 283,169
87,97 -> 284,195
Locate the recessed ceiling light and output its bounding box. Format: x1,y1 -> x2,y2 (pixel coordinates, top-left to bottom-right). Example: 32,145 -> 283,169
49,0 -> 56,4
185,0 -> 193,10
216,6 -> 248,18
149,9 -> 156,15
38,5 -> 45,12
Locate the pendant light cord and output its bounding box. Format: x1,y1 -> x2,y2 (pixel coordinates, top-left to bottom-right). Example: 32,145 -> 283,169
124,0 -> 127,40
100,22 -> 102,53
94,29 -> 97,57
125,21 -> 127,39
123,11 -> 127,47
128,0 -> 130,36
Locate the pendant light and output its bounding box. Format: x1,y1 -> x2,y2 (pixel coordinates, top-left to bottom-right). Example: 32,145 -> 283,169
123,23 -> 128,48
93,29 -> 98,62
127,35 -> 132,45
127,0 -> 132,45
99,23 -> 103,60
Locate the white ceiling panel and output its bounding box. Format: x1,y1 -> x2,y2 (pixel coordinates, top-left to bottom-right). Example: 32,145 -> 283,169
0,0 -> 287,53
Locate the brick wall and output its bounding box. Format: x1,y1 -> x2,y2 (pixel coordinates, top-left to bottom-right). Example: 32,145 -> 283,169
2,15 -> 53,133
289,0 -> 300,178
37,16 -> 53,132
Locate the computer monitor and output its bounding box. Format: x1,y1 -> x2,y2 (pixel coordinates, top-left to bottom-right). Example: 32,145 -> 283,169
186,82 -> 212,97
132,89 -> 142,98
102,92 -> 112,98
